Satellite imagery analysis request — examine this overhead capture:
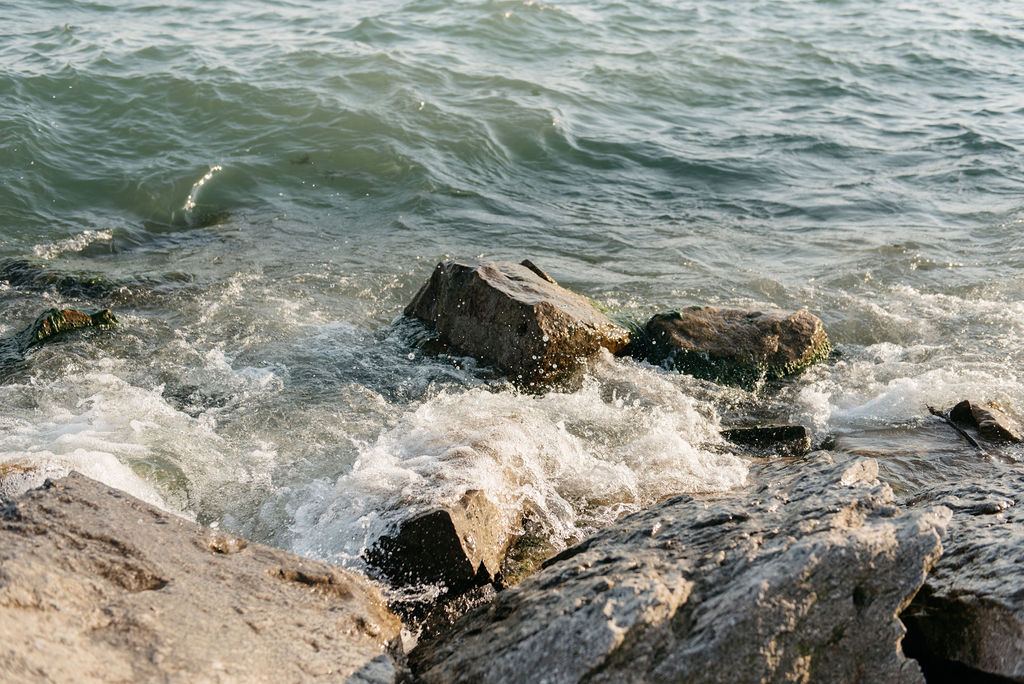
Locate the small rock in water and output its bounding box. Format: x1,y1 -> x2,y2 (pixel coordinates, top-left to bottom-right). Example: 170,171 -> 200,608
626,306 -> 831,387
18,307 -> 118,350
721,424 -> 812,457
365,489 -> 518,597
404,259 -> 629,386
948,399 -> 1022,444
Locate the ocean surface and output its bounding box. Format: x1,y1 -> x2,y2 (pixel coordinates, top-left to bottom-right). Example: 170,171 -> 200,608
2,0 -> 1024,592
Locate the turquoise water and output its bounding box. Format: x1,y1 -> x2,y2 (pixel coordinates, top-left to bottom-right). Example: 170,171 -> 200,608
2,0 -> 1024,575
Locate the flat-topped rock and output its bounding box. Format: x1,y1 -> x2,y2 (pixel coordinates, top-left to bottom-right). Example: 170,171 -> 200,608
411,459 -> 948,683
721,424 -> 812,456
0,473 -> 404,683
404,259 -> 629,386
629,306 -> 830,386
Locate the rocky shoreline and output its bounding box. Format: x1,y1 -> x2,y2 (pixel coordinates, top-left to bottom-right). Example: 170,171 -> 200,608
3,258 -> 1024,682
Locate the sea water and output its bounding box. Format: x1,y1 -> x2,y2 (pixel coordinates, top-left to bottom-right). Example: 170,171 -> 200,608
2,0 -> 1023,573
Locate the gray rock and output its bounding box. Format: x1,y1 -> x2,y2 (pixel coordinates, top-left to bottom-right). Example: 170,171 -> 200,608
948,399 -> 1022,444
366,489 -> 517,594
630,306 -> 831,387
0,473 -> 404,683
411,459 -> 949,684
721,424 -> 812,456
903,470 -> 1024,680
404,259 -> 629,386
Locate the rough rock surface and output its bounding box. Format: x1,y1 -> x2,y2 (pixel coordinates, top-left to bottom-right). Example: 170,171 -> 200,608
366,489 -> 516,595
903,469 -> 1024,680
1,308 -> 118,379
0,473 -> 404,683
948,399 -> 1022,444
404,259 -> 629,385
412,459 -> 949,684
630,306 -> 830,386
721,424 -> 812,456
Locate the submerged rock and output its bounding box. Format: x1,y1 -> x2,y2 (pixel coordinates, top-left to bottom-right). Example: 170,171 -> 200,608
902,470 -> 1024,681
17,307 -> 118,350
0,259 -> 122,300
721,424 -> 811,456
948,399 -> 1022,444
1,308 -> 118,377
627,306 -> 830,387
411,459 -> 948,683
366,489 -> 517,596
0,473 -> 404,683
404,259 -> 629,386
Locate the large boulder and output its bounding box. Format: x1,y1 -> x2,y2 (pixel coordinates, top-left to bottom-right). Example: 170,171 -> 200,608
0,473 -> 404,683
628,306 -> 830,386
404,259 -> 629,386
902,470 -> 1024,680
411,458 -> 949,683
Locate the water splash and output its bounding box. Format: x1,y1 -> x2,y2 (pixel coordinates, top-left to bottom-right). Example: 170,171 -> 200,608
183,165 -> 223,213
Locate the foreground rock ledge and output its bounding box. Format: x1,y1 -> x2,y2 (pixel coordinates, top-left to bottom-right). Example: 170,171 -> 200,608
404,259 -> 629,386
903,469 -> 1024,680
629,306 -> 831,386
0,474 -> 403,683
412,459 -> 949,683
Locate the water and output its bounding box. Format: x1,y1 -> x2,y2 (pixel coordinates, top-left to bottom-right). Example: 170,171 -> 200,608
2,0 -> 1024,579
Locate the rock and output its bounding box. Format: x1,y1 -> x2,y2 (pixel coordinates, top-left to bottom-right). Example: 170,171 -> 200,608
902,470 -> 1024,680
1,308 -> 118,379
948,399 -> 1022,444
411,458 -> 948,683
17,307 -> 118,350
628,306 -> 831,386
0,259 -> 121,300
366,489 -> 516,595
0,473 -> 404,683
721,424 -> 811,456
404,259 -> 629,386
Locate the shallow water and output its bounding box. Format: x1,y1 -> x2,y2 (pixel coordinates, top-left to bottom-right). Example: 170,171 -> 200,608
2,0 -> 1023,577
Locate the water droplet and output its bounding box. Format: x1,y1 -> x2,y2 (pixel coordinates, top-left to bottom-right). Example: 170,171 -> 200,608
407,352 -> 415,360
542,334 -> 549,342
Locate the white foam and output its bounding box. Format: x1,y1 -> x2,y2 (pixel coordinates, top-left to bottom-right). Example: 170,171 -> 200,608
284,353 -> 748,566
31,228 -> 112,260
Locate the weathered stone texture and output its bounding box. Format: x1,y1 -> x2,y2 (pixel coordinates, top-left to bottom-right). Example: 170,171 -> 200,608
412,459 -> 948,684
404,259 -> 629,385
635,306 -> 830,386
0,473 -> 403,683
903,469 -> 1024,680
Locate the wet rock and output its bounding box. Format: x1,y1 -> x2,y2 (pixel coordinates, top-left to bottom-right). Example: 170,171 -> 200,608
902,470 -> 1024,681
404,259 -> 629,386
411,459 -> 948,683
1,308 -> 118,378
0,259 -> 122,300
16,307 -> 118,350
948,399 -> 1022,444
0,473 -> 404,683
721,424 -> 811,456
366,490 -> 517,596
627,306 -> 830,387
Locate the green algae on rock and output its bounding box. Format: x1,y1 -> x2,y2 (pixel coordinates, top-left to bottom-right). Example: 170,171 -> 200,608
627,306 -> 831,387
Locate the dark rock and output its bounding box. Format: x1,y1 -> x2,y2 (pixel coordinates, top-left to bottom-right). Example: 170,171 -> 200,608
948,399 -> 1022,444
628,306 -> 831,386
0,259 -> 122,300
411,459 -> 948,683
902,471 -> 1024,680
17,307 -> 117,350
366,490 -> 516,595
721,424 -> 812,456
0,473 -> 404,682
404,259 -> 629,386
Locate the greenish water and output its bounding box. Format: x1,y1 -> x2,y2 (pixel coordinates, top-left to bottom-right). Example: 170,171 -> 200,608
2,0 -> 1023,577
